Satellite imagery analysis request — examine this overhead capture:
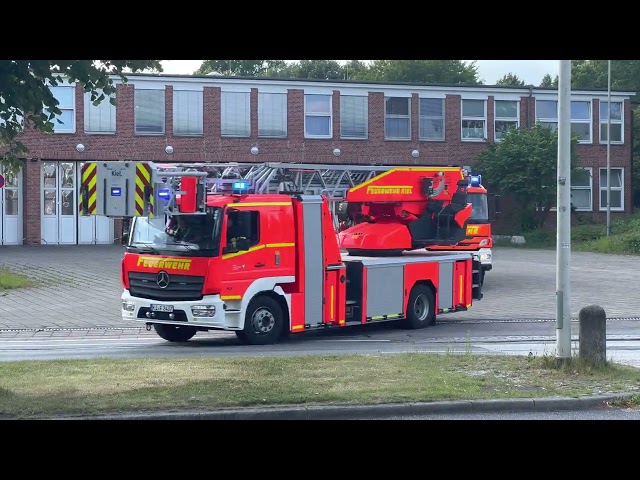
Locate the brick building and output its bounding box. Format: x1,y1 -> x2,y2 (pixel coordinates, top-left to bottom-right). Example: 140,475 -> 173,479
1,73 -> 635,245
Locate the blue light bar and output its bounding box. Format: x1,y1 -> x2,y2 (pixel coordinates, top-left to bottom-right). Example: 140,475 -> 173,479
469,175 -> 482,187
232,181 -> 248,191
157,188 -> 172,200
111,187 -> 122,197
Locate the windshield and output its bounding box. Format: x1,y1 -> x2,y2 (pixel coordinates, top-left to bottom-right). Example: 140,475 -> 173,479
468,192 -> 489,223
128,207 -> 223,256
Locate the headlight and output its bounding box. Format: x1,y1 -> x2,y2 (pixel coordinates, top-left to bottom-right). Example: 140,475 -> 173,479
480,253 -> 491,262
192,305 -> 216,317
479,239 -> 489,247
122,301 -> 136,312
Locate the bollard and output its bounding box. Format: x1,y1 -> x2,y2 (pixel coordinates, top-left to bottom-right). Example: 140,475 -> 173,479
578,305 -> 607,364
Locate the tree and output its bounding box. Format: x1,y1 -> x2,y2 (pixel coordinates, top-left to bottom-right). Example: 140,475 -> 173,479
571,60 -> 640,207
0,60 -> 162,170
360,60 -> 481,84
195,60 -> 287,77
539,73 -> 559,87
496,73 -> 525,86
474,124 -> 579,230
284,60 -> 345,80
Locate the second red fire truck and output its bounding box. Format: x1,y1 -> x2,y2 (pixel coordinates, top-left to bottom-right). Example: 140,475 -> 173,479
80,161 -> 483,345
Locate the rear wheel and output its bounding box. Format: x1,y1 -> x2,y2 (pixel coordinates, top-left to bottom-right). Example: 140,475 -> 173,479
236,295 -> 285,345
153,323 -> 197,342
403,284 -> 436,329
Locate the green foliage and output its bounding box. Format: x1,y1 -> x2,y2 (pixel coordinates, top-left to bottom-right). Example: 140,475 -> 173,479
539,73 -> 559,87
496,73 -> 526,86
362,60 -> 481,84
0,60 -> 162,169
194,60 -> 287,77
473,124 -> 579,229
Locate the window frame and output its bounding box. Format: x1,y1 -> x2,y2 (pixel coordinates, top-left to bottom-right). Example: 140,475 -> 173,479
221,90 -> 251,138
134,88 -> 165,135
461,99 -> 487,142
384,96 -> 411,141
173,89 -> 203,136
304,93 -> 333,139
258,92 -> 288,138
419,97 -> 445,142
599,167 -> 625,212
494,99 -> 519,142
84,90 -> 116,134
340,94 -> 368,140
571,167 -> 593,212
48,85 -> 76,134
599,100 -> 624,144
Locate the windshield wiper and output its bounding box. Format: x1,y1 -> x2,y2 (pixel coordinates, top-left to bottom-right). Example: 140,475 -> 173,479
129,243 -> 161,254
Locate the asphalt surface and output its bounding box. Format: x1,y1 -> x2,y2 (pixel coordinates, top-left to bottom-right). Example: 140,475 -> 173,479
1,244 -> 640,420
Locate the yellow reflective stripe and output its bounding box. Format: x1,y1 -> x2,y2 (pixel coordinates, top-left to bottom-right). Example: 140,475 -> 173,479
221,295 -> 241,300
459,275 -> 463,303
232,202 -> 291,207
292,325 -> 304,331
349,167 -> 464,193
330,286 -> 335,321
221,243 -> 295,260
338,319 -> 345,325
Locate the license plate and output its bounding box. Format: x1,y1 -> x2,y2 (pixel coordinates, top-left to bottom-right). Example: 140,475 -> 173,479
151,304 -> 174,313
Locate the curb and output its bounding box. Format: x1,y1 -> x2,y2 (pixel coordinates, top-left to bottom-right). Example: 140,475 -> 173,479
33,392 -> 637,420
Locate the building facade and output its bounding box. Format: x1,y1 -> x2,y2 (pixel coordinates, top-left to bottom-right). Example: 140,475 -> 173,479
2,73 -> 635,246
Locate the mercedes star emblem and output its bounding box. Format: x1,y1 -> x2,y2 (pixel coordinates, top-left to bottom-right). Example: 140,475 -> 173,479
156,271 -> 170,289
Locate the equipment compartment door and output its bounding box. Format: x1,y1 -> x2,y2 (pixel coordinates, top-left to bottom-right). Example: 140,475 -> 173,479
365,264 -> 404,319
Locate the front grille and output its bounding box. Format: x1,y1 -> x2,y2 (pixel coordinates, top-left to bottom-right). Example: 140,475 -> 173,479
128,271 -> 205,301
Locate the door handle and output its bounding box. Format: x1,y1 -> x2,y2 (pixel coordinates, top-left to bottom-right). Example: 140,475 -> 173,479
254,263 -> 265,268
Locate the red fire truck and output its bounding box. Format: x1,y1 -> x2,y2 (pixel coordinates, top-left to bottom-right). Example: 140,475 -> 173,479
79,161 -> 482,345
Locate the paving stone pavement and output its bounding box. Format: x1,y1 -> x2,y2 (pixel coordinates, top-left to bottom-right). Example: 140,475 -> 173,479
1,245 -> 640,331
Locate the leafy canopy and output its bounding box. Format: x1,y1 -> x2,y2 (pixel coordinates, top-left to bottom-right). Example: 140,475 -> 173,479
0,60 -> 162,171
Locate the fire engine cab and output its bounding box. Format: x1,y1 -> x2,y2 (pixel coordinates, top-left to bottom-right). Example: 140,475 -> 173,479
80,161 -> 483,345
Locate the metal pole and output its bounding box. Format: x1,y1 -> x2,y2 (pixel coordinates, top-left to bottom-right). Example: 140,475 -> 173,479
556,60 -> 572,360
606,60 -> 612,236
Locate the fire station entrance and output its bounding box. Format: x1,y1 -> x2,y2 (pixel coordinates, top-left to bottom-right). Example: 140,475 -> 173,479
41,161 -> 113,245
0,164 -> 23,245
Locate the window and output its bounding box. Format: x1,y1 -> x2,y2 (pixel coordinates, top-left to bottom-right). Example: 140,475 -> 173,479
84,90 -> 116,134
571,101 -> 591,143
48,85 -> 75,133
419,98 -> 444,141
221,91 -> 250,137
461,99 -> 486,141
340,95 -> 368,139
600,101 -> 623,144
385,97 -> 410,140
571,167 -> 593,211
599,167 -> 624,211
304,94 -> 332,138
226,210 -> 260,247
173,90 -> 203,136
494,100 -> 518,141
258,92 -> 287,138
135,89 -> 165,134
536,100 -> 592,143
535,100 -> 558,131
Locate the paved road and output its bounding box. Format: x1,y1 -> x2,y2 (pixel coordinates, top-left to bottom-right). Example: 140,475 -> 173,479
1,245 -> 640,331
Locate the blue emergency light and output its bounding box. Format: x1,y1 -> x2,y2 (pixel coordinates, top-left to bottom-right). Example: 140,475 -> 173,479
111,187 -> 122,197
157,188 -> 172,200
232,181 -> 248,191
469,175 -> 482,187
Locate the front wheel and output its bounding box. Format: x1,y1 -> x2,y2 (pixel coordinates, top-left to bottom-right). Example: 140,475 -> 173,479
402,284 -> 436,329
236,295 -> 285,345
153,323 -> 197,342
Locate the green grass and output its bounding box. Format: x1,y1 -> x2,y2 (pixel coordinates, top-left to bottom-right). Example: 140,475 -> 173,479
0,267 -> 34,291
0,352 -> 639,419
494,212 -> 640,255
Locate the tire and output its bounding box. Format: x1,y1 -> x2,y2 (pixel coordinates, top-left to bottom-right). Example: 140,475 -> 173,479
153,323 -> 197,342
236,295 -> 285,345
403,284 -> 436,329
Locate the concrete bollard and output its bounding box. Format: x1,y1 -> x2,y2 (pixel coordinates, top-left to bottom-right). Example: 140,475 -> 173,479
578,305 -> 607,364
